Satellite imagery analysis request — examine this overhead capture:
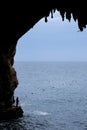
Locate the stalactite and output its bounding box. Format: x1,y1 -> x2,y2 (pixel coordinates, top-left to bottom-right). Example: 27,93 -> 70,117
66,11 -> 71,22
72,13 -> 77,22
45,16 -> 48,22
78,20 -> 83,31
53,8 -> 56,13
51,10 -> 53,18
60,10 -> 65,21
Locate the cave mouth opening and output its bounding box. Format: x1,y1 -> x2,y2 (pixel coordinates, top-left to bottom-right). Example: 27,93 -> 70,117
14,11 -> 87,108
15,10 -> 87,62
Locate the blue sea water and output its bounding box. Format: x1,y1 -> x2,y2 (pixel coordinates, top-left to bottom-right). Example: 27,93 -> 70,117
1,62 -> 87,130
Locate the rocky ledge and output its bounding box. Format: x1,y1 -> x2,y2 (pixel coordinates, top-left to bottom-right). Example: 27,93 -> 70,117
0,106 -> 23,121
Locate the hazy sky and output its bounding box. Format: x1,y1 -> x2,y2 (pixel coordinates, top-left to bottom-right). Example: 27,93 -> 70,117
15,11 -> 87,62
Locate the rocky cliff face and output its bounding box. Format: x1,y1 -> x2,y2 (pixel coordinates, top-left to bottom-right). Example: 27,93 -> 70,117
0,0 -> 87,108
0,45 -> 18,107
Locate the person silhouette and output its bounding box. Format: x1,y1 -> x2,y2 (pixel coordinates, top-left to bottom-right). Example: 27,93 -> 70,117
16,97 -> 19,107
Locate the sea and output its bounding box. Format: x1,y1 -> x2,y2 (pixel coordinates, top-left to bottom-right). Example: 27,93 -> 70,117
0,61 -> 87,130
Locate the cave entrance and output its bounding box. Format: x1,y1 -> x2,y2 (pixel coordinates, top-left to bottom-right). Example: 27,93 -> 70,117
15,11 -> 87,61
12,11 -> 87,130
15,11 -> 87,62
14,11 -> 87,108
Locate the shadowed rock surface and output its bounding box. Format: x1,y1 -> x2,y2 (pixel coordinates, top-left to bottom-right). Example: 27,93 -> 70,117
0,106 -> 23,121
0,0 -> 87,119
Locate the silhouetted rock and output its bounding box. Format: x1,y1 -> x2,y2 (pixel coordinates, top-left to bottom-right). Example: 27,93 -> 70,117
0,106 -> 23,121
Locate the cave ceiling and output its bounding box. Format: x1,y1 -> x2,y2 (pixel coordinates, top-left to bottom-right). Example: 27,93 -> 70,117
1,0 -> 87,51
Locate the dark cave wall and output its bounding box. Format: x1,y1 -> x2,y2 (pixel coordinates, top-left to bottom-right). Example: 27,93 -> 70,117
0,44 -> 18,107
0,0 -> 87,107
1,0 -> 87,44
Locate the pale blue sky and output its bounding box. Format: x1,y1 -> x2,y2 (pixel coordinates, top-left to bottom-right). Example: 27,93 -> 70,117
15,11 -> 87,62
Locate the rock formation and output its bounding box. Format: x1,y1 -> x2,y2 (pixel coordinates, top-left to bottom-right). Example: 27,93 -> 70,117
0,1 -> 87,117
